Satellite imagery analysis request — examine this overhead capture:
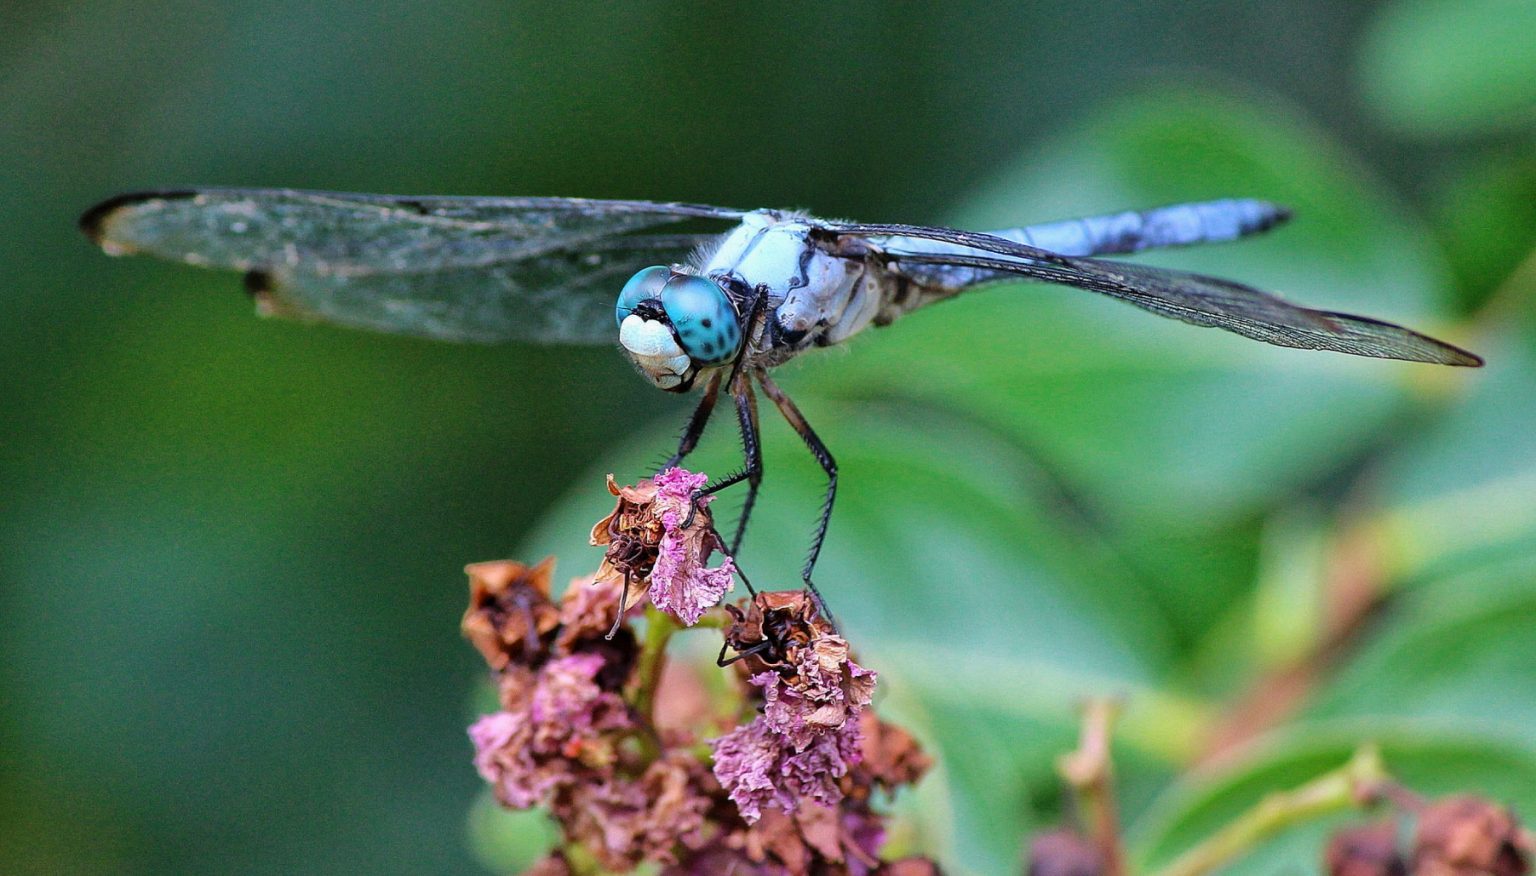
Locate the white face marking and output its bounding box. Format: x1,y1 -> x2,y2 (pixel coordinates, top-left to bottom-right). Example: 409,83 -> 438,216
618,314 -> 692,389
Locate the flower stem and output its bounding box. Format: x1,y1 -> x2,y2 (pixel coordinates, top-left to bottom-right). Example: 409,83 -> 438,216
1150,745 -> 1389,876
1059,698 -> 1127,876
632,606 -> 678,738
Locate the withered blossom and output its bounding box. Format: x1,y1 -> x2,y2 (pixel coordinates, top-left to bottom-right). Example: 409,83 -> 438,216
590,468 -> 735,626
851,713 -> 933,794
553,751 -> 714,870
1413,796 -> 1530,876
712,591 -> 877,823
461,558 -> 560,670
1325,820 -> 1406,876
469,653 -> 634,809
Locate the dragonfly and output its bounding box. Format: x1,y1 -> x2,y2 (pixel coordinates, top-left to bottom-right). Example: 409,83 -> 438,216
80,188 -> 1482,614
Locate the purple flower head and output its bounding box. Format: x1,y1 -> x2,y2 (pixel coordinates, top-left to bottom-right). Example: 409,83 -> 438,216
469,709 -> 554,808
710,592 -> 879,824
468,653 -> 633,809
589,468 -> 734,626
710,718 -> 787,823
530,653 -> 632,751
758,636 -> 876,750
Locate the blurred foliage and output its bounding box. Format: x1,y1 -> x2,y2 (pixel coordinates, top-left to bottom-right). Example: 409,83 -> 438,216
1357,0 -> 1536,137
5,1 -> 1536,875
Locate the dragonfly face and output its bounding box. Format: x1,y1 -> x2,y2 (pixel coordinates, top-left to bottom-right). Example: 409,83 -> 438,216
615,265 -> 742,392
79,188 -> 1483,620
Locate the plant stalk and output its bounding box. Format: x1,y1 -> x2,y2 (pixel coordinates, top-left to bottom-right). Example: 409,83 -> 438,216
1151,745 -> 1389,876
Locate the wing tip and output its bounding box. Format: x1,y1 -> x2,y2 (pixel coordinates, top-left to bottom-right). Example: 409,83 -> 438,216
1445,344 -> 1485,368
78,189 -> 200,250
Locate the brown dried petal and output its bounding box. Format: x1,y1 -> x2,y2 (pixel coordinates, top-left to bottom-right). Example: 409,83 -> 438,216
1028,829 -> 1106,876
590,473 -> 669,588
1326,820 -> 1406,876
661,846 -> 783,876
743,808 -> 813,875
724,590 -> 834,677
554,753 -> 712,871
1413,796 -> 1529,876
855,713 -> 932,792
496,665 -> 539,713
795,801 -> 847,863
462,558 -> 560,670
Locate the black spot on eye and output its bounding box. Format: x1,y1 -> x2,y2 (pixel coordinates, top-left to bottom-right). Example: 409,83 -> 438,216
701,318 -> 712,329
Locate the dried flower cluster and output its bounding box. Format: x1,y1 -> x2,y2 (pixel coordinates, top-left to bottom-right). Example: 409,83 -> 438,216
1327,797 -> 1532,876
464,469 -> 939,875
712,592 -> 880,821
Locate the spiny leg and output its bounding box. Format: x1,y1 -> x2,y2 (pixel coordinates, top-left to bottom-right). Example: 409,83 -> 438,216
697,370 -> 763,508
755,370 -> 837,623
727,376 -> 763,556
660,369 -> 721,473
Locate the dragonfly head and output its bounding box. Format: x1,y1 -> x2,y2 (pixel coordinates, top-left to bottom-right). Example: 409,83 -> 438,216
616,266 -> 742,392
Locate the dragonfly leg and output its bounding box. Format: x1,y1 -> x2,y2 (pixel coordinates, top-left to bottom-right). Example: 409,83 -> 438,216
693,370 -> 763,512
756,370 -> 837,624
660,370 -> 721,473
726,377 -> 763,556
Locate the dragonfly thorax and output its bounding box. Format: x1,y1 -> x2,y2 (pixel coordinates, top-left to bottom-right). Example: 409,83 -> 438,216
615,265 -> 742,392
702,212 -> 876,360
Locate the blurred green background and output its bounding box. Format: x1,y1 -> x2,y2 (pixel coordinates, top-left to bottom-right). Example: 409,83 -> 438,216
5,2 -> 1536,874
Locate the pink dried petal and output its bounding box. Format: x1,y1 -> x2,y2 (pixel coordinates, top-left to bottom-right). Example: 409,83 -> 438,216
529,653 -> 632,749
469,711 -> 520,784
468,710 -> 558,808
710,719 -> 787,824
779,722 -> 861,807
644,467 -> 734,625
652,467 -> 710,524
652,545 -> 734,625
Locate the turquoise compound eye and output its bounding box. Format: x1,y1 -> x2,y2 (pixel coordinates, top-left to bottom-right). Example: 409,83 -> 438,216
615,265 -> 671,328
660,275 -> 742,365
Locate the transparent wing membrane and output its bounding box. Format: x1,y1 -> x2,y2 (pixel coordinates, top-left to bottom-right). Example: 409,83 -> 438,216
244,233 -> 713,344
81,188 -> 742,343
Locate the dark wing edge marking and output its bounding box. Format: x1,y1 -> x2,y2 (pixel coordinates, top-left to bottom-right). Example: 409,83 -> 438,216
834,221 -> 1483,368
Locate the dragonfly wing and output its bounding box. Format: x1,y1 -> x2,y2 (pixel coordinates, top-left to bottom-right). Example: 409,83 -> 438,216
245,233 -> 714,344
830,221 -> 1482,367
81,188 -> 743,344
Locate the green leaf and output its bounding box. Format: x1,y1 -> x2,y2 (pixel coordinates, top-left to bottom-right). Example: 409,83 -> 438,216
1373,327 -> 1536,578
1307,549 -> 1536,741
466,793 -> 560,875
1432,149 -> 1536,310
1359,0 -> 1536,137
